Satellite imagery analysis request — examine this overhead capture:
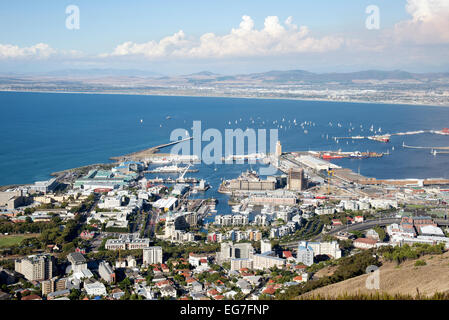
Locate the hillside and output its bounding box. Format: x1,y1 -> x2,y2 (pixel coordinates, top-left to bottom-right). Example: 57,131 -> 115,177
300,251 -> 449,299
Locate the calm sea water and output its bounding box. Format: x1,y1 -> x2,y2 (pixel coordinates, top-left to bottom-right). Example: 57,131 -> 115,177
1,92 -> 449,195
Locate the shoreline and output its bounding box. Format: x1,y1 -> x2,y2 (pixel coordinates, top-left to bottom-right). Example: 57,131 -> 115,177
1,89 -> 448,108
0,90 -> 448,188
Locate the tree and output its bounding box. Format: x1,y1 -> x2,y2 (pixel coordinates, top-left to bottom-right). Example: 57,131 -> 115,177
68,289 -> 81,300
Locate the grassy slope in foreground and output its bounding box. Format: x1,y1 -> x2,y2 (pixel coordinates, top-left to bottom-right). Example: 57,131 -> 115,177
300,251 -> 449,299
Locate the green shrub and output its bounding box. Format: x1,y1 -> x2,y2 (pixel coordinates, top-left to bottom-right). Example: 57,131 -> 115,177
414,260 -> 427,266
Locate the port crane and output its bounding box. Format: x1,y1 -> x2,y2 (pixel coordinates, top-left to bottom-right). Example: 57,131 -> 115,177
178,163 -> 191,181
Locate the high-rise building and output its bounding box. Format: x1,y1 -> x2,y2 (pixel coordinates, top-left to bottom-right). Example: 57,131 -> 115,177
67,252 -> 88,273
252,252 -> 285,270
288,168 -> 305,191
260,239 -> 272,254
308,241 -> 342,259
41,277 -> 68,295
15,254 -> 55,281
217,242 -> 254,263
297,241 -> 314,266
98,261 -> 115,283
143,246 -> 163,265
275,140 -> 282,158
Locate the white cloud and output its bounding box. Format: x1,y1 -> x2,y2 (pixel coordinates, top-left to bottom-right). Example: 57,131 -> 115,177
107,15 -> 344,60
0,43 -> 57,59
394,0 -> 449,44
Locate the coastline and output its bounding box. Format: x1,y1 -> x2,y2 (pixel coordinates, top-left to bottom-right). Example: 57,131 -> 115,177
0,89 -> 448,108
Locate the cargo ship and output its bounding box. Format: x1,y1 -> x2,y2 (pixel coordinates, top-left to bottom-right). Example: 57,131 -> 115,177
321,153 -> 345,160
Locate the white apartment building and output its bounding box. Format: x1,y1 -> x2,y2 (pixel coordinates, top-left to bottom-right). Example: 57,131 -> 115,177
84,281 -> 107,296
143,246 -> 163,265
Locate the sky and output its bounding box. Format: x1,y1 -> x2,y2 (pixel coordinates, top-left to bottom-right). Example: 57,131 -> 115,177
0,0 -> 448,75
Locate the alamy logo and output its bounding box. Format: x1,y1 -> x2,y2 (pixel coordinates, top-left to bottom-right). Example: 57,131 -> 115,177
365,265 -> 380,290
66,5 -> 80,30
365,5 -> 380,30
169,121 -> 278,175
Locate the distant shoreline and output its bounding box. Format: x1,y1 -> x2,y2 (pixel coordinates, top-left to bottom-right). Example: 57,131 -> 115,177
0,89 -> 448,108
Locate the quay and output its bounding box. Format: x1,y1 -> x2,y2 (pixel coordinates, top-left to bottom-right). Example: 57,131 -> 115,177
144,168 -> 198,174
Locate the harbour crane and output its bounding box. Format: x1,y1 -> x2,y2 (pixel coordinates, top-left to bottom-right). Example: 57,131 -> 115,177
178,163 -> 191,181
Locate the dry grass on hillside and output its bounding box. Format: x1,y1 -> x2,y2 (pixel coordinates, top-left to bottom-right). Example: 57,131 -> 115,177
301,251 -> 449,299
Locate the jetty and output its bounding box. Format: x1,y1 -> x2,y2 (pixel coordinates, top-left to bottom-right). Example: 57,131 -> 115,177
110,137 -> 193,161
402,142 -> 449,150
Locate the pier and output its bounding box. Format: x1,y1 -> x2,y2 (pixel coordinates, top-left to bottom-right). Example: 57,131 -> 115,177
402,143 -> 449,150
110,137 -> 193,161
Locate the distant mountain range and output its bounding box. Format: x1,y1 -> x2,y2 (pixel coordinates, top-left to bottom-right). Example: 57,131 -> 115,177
1,69 -> 448,83
233,69 -> 449,82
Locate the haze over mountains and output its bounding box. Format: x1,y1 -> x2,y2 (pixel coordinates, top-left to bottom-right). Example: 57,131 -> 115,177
0,68 -> 448,107
2,68 -> 449,82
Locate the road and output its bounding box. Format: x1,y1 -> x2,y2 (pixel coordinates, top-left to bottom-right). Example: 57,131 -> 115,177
281,216 -> 449,248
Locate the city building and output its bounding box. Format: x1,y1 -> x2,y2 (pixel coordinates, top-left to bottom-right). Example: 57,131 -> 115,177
230,258 -> 254,271
105,234 -> 151,250
41,277 -> 68,295
67,252 -> 88,273
143,247 -> 163,265
275,140 -> 282,158
353,238 -> 378,249
217,242 -> 254,263
98,261 -> 115,283
15,254 -> 55,281
307,241 -> 342,259
260,239 -> 272,254
297,241 -> 314,266
288,168 -> 306,191
188,253 -> 209,267
252,252 -> 286,270
84,281 -> 107,296
30,178 -> 59,194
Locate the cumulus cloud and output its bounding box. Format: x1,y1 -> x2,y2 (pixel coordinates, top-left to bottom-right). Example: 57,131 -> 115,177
0,43 -> 57,59
394,0 -> 449,44
107,15 -> 344,59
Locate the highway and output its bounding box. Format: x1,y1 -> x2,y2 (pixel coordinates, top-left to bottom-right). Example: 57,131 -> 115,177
281,216 -> 449,248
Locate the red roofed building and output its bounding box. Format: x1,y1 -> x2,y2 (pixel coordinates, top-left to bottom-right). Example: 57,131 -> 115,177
213,295 -> 224,300
262,287 -> 276,295
332,219 -> 343,226
207,289 -> 219,297
156,280 -> 173,287
353,238 -> 378,249
186,278 -> 196,284
161,264 -> 170,273
189,253 -> 209,267
295,265 -> 307,270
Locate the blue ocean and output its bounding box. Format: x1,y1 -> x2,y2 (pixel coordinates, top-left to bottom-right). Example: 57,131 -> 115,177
1,91 -> 449,191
